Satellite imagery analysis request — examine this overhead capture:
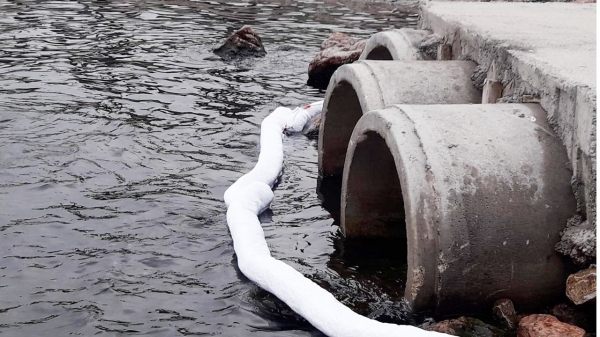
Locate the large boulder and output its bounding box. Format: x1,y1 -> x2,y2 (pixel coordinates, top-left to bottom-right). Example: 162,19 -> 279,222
214,25 -> 266,60
307,33 -> 366,89
517,314 -> 585,337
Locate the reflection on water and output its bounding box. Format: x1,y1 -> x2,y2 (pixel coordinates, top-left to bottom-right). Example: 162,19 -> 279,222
0,0 -> 418,335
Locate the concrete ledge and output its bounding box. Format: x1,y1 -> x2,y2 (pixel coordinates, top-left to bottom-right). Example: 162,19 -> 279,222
419,2 -> 597,237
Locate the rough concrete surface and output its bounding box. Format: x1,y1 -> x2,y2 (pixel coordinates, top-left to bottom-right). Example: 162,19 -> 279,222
419,2 -> 596,262
318,60 -> 480,179
341,104 -> 576,314
359,28 -> 431,60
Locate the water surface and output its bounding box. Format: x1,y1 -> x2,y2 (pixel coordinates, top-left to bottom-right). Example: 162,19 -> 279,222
0,1 -> 418,335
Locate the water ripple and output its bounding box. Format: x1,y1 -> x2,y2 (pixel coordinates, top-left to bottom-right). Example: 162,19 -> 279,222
0,0 -> 418,335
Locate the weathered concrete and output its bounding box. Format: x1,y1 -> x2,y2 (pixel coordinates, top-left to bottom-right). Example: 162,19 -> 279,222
318,60 -> 481,180
341,104 -> 576,314
419,2 -> 597,259
359,28 -> 432,60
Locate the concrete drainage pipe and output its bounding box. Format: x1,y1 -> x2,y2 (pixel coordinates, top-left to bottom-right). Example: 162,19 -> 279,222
341,103 -> 576,315
318,60 -> 481,181
359,28 -> 431,61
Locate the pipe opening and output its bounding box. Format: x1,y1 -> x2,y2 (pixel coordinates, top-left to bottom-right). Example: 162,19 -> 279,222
321,80 -> 363,176
364,46 -> 394,60
344,131 -> 406,241
328,231 -> 409,304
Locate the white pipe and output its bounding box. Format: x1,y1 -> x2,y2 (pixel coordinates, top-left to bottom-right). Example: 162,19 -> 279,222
224,103 -> 449,337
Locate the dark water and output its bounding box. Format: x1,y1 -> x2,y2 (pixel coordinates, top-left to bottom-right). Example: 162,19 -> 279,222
0,1 -> 418,335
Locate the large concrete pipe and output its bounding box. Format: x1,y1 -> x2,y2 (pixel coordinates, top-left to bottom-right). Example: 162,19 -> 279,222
359,29 -> 431,61
341,103 -> 576,315
318,60 -> 481,181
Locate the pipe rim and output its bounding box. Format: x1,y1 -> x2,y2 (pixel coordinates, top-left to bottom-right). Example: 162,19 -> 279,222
318,62 -> 386,177
318,60 -> 480,179
359,29 -> 426,61
341,106 -> 439,310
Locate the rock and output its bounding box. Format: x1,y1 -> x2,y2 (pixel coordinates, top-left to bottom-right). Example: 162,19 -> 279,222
552,303 -> 579,326
214,25 -> 266,60
303,113 -> 322,138
555,218 -> 596,266
307,33 -> 367,89
320,32 -> 361,50
552,303 -> 592,331
566,267 -> 597,305
492,298 -> 518,330
517,314 -> 585,337
427,316 -> 506,336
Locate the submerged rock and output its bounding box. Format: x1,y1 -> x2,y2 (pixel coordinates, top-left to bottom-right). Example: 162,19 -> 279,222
427,316 -> 506,337
566,267 -> 597,305
517,314 -> 585,337
307,33 -> 367,89
214,25 -> 266,60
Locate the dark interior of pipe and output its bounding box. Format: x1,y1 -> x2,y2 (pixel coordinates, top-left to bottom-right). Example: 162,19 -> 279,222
364,46 -> 394,60
344,131 -> 407,241
317,174 -> 343,222
321,80 -> 363,177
